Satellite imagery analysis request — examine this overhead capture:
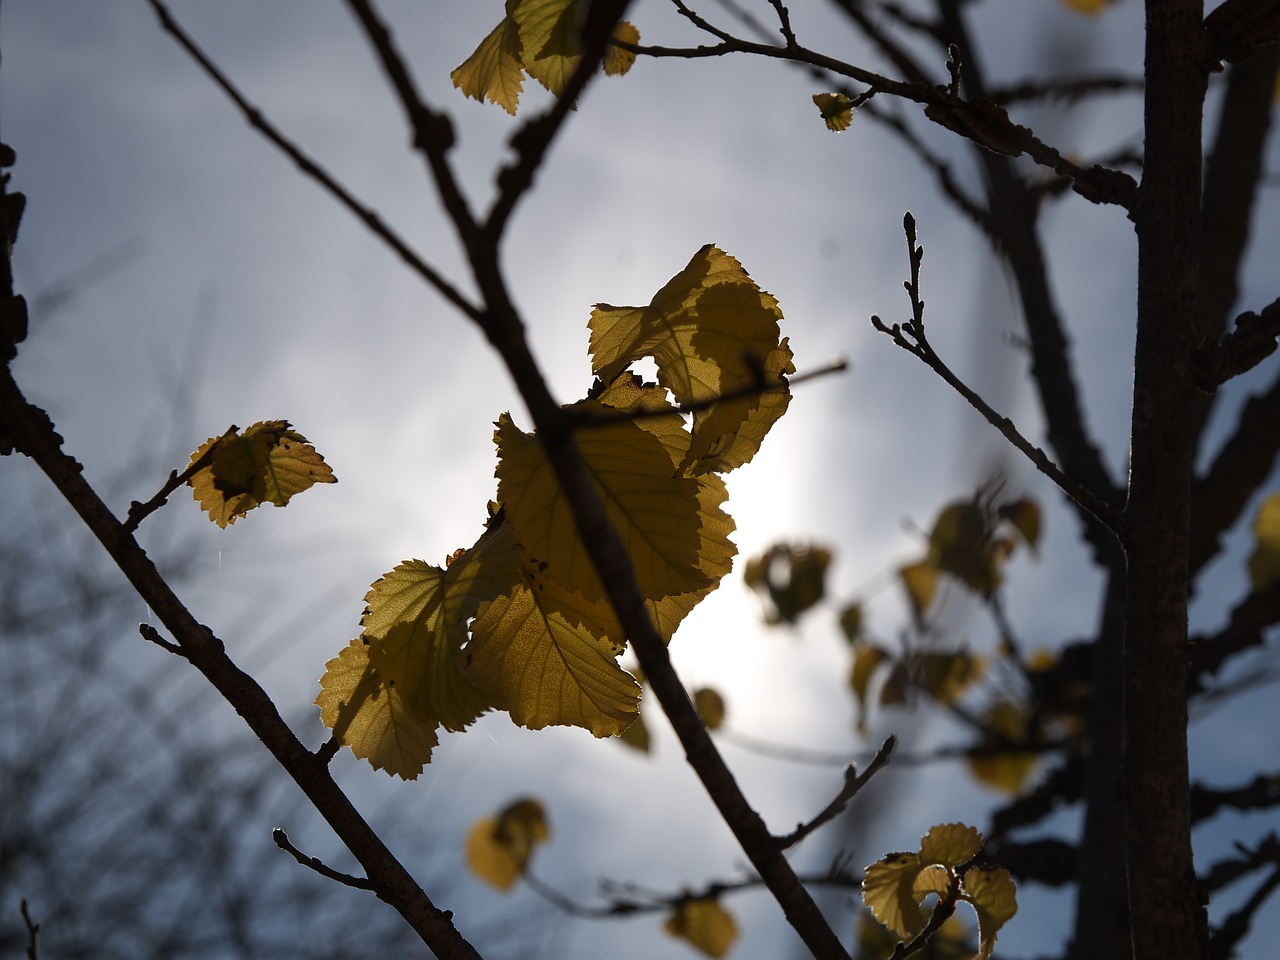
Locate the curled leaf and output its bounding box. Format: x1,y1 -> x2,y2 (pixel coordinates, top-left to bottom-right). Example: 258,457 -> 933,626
665,897 -> 738,958
812,92 -> 854,131
188,421 -> 335,527
465,797 -> 550,890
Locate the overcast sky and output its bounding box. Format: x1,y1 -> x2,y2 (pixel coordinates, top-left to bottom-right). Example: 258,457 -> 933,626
4,2 -> 1279,958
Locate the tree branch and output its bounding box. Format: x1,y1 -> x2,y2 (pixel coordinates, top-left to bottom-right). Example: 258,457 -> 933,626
0,366 -> 483,960
775,735 -> 895,850
144,0 -> 482,324
871,213 -> 1122,537
273,828 -> 378,891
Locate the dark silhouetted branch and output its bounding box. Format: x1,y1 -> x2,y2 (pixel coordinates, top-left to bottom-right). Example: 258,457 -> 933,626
872,214 -> 1121,537
273,829 -> 378,892
144,0 -> 482,325
776,736 -> 895,850
21,900 -> 40,960
1189,583 -> 1280,689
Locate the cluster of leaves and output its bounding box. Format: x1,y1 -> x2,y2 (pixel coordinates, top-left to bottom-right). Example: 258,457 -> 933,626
186,421 -> 336,528
451,0 -> 639,114
862,824 -> 1017,960
312,245 -> 793,778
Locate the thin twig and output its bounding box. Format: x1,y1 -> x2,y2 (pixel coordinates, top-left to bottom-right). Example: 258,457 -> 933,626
20,900 -> 40,960
273,828 -> 379,891
144,0 -> 482,324
1209,862 -> 1280,960
139,622 -> 186,657
871,213 -> 1122,536
570,358 -> 848,429
123,433 -> 224,533
775,735 -> 895,849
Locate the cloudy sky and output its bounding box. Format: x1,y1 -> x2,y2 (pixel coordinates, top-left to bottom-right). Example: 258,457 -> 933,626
4,1 -> 1279,958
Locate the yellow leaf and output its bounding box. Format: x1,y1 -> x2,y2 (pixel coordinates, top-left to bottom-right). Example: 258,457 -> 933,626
604,21 -> 639,76
511,0 -> 583,98
495,410 -> 710,605
360,513 -> 518,732
665,897 -> 739,958
928,501 -> 1001,596
919,823 -> 983,868
850,640 -> 890,732
618,709 -> 651,752
745,541 -> 832,625
913,652 -> 984,706
451,16 -> 525,114
589,245 -> 789,475
862,851 -> 925,940
899,559 -> 939,619
1060,0 -> 1111,13
693,687 -> 726,730
465,797 -> 550,891
315,638 -> 438,779
839,602 -> 864,643
467,581 -> 641,736
961,865 -> 1018,960
998,498 -> 1041,553
812,92 -> 854,131
188,421 -> 336,527
1248,492 -> 1280,591
966,701 -> 1039,794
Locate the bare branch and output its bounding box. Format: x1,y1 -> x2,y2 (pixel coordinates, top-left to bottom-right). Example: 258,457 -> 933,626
775,736 -> 895,850
20,899 -> 40,960
871,214 -> 1122,536
273,828 -> 378,892
1209,862 -> 1280,960
144,0 -> 482,325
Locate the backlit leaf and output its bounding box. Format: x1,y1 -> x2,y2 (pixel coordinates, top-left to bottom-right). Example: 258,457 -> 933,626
900,559 -> 939,620
813,92 -> 854,131
664,897 -> 739,958
1061,0 -> 1111,13
745,541 -> 831,625
467,581 -> 641,736
1248,492 -> 1280,591
618,709 -> 651,753
913,652 -> 984,706
998,498 -> 1041,553
451,17 -> 524,114
605,21 -> 639,76
495,411 -> 709,605
961,865 -> 1018,960
589,245 -> 789,474
850,640 -> 891,732
929,501 -> 1000,596
862,851 -> 925,939
966,701 -> 1039,794
919,822 -> 983,867
839,602 -> 864,643
511,0 -> 581,98
315,639 -> 438,779
188,421 -> 335,527
693,687 -> 726,730
465,797 -> 550,891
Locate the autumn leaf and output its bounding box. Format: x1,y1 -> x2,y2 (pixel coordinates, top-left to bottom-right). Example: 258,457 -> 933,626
998,498 -> 1042,553
919,823 -> 983,867
495,410 -> 710,605
962,864 -> 1018,960
665,897 -> 739,958
899,559 -> 939,620
966,700 -> 1040,794
466,580 -> 641,737
452,0 -> 639,113
604,20 -> 639,76
1060,0 -> 1112,13
315,639 -> 439,779
188,420 -> 335,527
813,92 -> 854,131
1248,492 -> 1280,591
589,244 -> 790,475
912,652 -> 985,706
450,17 -> 524,113
465,797 -> 550,890
745,541 -> 831,625
693,687 -> 726,729
863,851 -> 927,940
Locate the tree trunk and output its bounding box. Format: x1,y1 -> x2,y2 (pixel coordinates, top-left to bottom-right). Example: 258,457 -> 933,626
1123,4 -> 1210,959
